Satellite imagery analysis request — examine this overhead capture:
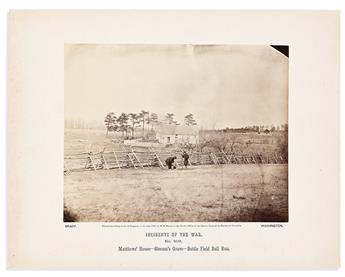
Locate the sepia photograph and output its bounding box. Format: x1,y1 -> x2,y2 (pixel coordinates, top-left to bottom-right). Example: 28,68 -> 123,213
64,44 -> 288,222
7,9 -> 340,269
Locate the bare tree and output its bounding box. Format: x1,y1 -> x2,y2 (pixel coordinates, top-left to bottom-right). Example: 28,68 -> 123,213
198,133 -> 242,154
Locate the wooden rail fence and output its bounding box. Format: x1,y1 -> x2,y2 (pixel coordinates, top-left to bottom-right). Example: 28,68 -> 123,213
64,146 -> 288,174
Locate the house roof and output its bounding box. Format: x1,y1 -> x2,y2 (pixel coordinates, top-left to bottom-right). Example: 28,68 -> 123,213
156,124 -> 199,136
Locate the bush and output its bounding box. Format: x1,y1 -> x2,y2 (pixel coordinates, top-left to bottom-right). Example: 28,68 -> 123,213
198,134 -> 242,154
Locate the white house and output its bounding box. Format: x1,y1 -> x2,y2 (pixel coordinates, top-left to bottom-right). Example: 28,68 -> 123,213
155,124 -> 199,145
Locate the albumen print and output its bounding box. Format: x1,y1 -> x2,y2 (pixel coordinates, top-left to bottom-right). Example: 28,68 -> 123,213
64,44 -> 289,222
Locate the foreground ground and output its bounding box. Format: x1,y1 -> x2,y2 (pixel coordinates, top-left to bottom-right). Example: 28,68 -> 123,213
64,164 -> 288,222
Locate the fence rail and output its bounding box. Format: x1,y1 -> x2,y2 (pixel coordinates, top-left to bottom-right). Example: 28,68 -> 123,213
64,146 -> 288,174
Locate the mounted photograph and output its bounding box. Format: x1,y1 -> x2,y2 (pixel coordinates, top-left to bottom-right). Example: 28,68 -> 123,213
64,44 -> 288,222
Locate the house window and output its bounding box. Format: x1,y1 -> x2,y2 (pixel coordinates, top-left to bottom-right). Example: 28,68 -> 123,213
167,137 -> 170,143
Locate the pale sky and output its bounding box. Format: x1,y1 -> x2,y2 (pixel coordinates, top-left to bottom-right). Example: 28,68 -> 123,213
65,44 -> 288,129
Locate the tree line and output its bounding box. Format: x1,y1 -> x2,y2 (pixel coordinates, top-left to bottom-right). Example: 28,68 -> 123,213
104,111 -> 197,138
220,124 -> 288,133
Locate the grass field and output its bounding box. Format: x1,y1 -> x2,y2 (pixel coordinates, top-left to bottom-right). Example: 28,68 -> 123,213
64,164 -> 288,222
64,128 -> 288,155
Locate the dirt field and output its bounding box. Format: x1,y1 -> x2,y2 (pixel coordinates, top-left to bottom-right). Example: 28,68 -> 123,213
64,164 -> 288,222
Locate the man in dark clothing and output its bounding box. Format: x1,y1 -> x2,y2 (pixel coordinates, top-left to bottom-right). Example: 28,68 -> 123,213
182,151 -> 190,168
165,156 -> 177,169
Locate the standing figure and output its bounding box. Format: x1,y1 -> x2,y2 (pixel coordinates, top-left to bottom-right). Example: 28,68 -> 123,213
182,151 -> 190,168
165,156 -> 177,169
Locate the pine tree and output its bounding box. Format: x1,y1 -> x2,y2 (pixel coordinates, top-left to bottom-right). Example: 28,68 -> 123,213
184,113 -> 197,126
